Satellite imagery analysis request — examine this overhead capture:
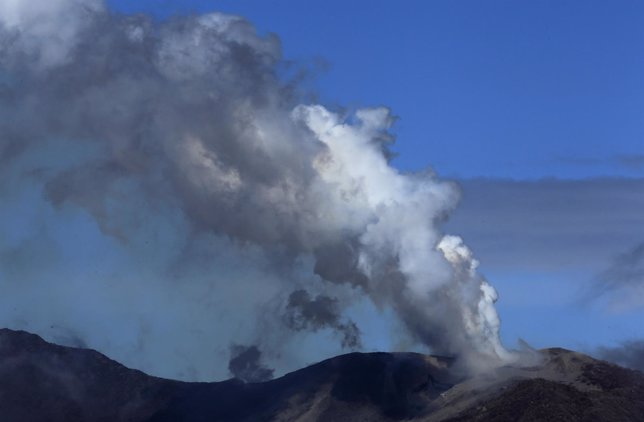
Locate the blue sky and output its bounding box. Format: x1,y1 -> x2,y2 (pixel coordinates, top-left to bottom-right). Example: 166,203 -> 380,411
108,0 -> 644,179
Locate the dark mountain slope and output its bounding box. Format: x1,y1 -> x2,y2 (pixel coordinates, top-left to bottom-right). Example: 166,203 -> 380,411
445,376 -> 644,422
150,351 -> 456,422
438,349 -> 644,422
0,328 -> 181,421
1,328 -> 643,422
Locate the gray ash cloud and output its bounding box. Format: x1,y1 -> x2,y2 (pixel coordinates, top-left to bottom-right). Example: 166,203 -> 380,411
0,0 -> 512,380
228,345 -> 274,382
285,290 -> 361,350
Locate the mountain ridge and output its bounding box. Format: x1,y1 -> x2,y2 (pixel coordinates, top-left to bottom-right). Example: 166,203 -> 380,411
0,328 -> 643,421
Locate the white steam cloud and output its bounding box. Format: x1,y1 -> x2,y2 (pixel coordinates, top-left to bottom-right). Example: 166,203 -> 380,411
0,0 -> 512,379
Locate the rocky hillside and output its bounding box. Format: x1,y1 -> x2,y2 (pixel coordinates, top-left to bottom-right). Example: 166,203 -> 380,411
0,328 -> 643,421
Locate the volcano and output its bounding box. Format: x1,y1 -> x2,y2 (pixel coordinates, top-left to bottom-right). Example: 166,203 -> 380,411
0,328 -> 643,421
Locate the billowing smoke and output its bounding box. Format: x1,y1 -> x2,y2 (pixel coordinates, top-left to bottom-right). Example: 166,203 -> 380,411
228,344 -> 274,382
0,0 -> 512,379
285,289 -> 362,349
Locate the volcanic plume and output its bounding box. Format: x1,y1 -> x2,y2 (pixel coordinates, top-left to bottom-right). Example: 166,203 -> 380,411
0,0 -> 513,380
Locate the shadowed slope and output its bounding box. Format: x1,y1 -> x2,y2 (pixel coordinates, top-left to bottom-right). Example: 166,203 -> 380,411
0,328 -> 181,421
150,352 -> 457,422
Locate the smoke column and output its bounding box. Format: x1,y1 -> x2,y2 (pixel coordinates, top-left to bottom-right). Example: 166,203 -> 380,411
0,0 -> 512,379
